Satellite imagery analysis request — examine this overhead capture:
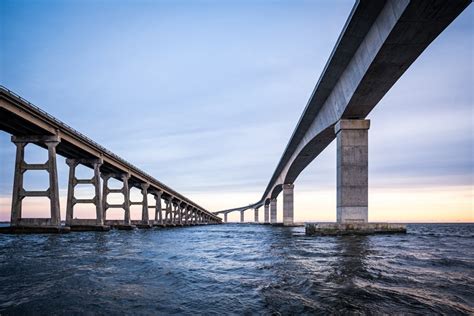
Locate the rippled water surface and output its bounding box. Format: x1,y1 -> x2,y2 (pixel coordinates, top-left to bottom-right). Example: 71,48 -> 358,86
0,224 -> 473,315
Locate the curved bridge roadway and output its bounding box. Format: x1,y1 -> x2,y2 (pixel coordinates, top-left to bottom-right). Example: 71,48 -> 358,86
216,0 -> 471,224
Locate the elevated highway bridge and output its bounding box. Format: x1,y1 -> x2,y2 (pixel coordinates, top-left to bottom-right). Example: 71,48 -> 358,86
216,0 -> 471,232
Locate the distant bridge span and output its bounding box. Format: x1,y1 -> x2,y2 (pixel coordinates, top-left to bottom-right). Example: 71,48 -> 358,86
216,0 -> 471,226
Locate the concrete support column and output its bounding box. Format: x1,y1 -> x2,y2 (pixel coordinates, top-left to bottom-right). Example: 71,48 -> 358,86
184,206 -> 189,225
240,210 -> 244,223
66,158 -> 104,227
270,198 -> 277,223
224,213 -> 228,223
92,161 -> 104,225
335,119 -> 370,223
192,209 -> 197,224
46,140 -> 61,226
10,135 -> 61,228
101,174 -> 110,221
166,198 -> 173,225
10,141 -> 25,226
283,184 -> 294,226
170,202 -> 177,225
154,191 -> 163,225
254,208 -> 259,223
122,174 -> 131,225
264,204 -> 269,223
177,203 -> 183,226
141,183 -> 150,225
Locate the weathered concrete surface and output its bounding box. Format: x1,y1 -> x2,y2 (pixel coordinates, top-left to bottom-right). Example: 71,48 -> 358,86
282,184 -> 294,226
270,199 -> 277,223
10,136 -> 61,228
131,220 -> 153,229
0,225 -> 71,234
336,119 -> 370,223
264,204 -> 269,223
105,220 -> 136,230
69,225 -> 110,232
305,222 -> 406,236
66,158 -> 104,228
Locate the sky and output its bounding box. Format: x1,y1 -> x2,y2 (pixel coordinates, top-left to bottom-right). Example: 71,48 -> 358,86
0,0 -> 472,223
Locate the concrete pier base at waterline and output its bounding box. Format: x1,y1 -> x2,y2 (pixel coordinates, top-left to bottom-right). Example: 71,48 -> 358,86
0,223 -> 71,234
305,223 -> 406,236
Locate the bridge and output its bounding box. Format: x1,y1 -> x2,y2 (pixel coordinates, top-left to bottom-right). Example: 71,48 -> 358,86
0,86 -> 221,233
215,0 -> 471,233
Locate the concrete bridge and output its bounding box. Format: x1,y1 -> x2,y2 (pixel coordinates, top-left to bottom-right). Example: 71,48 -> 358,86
215,0 -> 471,233
0,86 -> 221,233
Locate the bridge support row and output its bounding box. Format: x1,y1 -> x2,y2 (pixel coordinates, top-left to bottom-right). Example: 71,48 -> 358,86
262,120 -> 370,226
2,135 -> 220,233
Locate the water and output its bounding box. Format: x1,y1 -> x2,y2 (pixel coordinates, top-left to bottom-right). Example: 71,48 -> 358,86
0,224 -> 473,315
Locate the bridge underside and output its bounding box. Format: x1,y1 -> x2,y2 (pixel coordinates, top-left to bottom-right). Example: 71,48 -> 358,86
216,0 -> 470,234
0,87 -> 221,233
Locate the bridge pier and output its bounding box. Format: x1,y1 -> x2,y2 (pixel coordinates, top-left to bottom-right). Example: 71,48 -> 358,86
164,198 -> 172,226
270,198 -> 277,223
306,119 -> 405,235
131,183 -> 152,228
224,213 -> 228,223
254,207 -> 259,223
282,184 -> 294,226
102,173 -> 135,230
264,203 -> 269,223
240,210 -> 244,223
2,135 -> 69,233
336,119 -> 369,223
152,190 -> 163,226
65,158 -> 109,231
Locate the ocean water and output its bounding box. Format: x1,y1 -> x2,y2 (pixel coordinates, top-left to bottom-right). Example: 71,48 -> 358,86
0,223 -> 473,315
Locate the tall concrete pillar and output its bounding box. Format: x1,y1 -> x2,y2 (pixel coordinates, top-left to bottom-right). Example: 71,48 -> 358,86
254,208 -> 259,223
264,203 -> 269,223
140,183 -> 150,225
224,213 -> 228,223
283,184 -> 294,226
335,119 -> 370,223
270,198 -> 277,223
240,210 -> 245,223
10,135 -> 61,228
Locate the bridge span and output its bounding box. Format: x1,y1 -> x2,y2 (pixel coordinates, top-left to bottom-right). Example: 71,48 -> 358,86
215,0 -> 470,232
0,86 -> 221,233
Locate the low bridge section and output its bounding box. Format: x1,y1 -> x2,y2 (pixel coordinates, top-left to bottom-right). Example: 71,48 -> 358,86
0,86 -> 221,232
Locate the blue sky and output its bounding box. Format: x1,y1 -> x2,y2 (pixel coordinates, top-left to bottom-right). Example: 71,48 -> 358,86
0,0 -> 472,222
